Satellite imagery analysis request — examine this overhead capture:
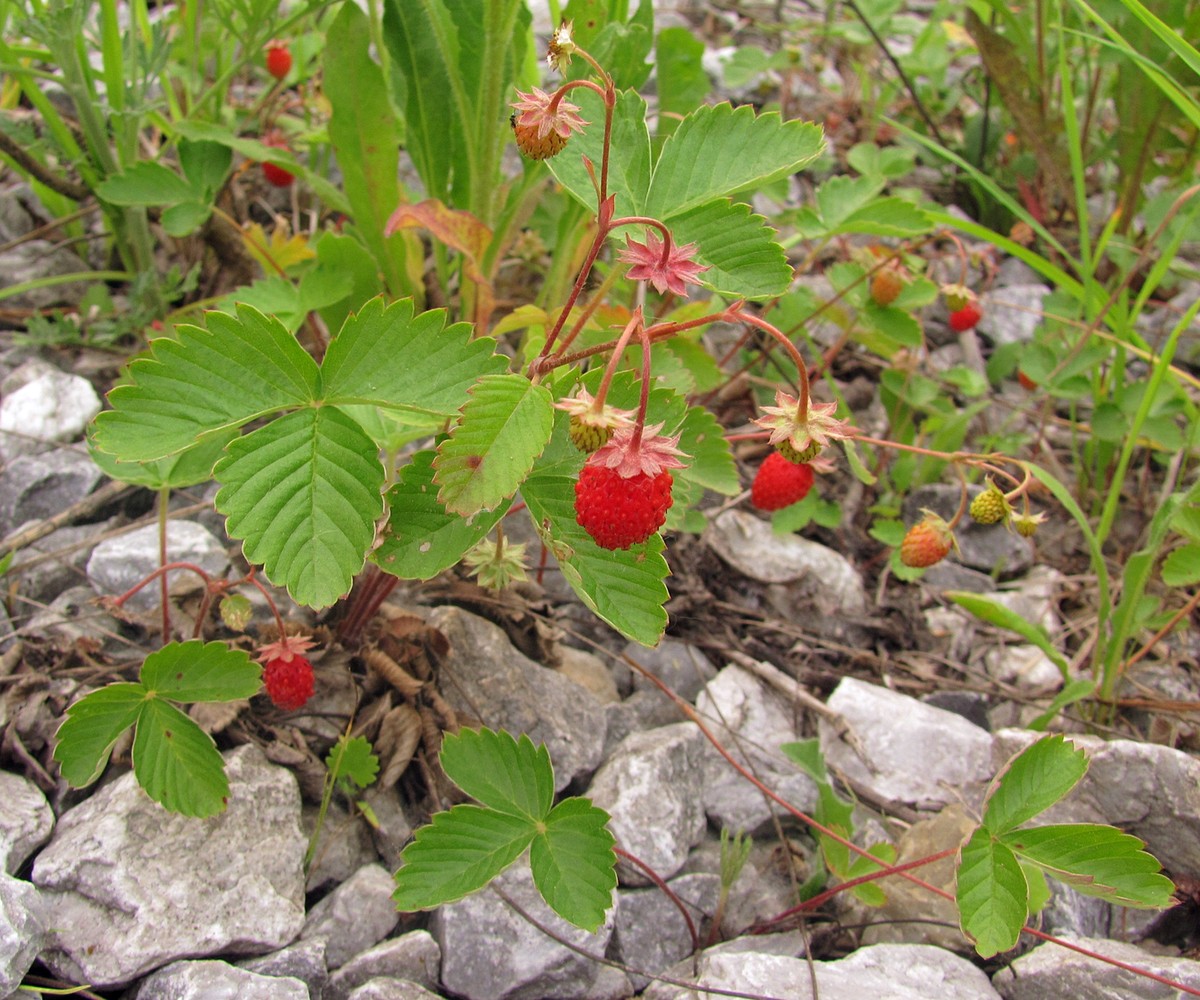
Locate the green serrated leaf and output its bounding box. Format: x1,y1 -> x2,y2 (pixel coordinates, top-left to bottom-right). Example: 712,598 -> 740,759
675,404 -> 739,496
392,804 -> 536,912
520,474 -> 670,647
832,196 -> 934,237
374,450 -> 509,581
781,739 -> 828,782
88,426 -> 237,489
434,375 -> 554,516
668,198 -> 793,300
981,735 -> 1089,835
645,103 -> 824,219
215,407 -> 384,609
327,734 -> 380,789
441,728 -> 554,820
655,27 -> 709,136
1020,861 -> 1051,914
1003,824 -> 1175,908
95,161 -> 198,206
53,683 -> 147,788
1162,543 -> 1200,586
813,175 -> 885,231
160,202 -> 211,238
843,438 -> 878,486
140,640 -> 262,703
956,826 -> 1028,958
530,796 -> 617,931
1027,677 -> 1096,732
947,591 -> 1070,682
133,698 -> 229,817
864,302 -> 924,349
94,304 -> 321,463
320,297 -> 506,418
178,139 -> 231,197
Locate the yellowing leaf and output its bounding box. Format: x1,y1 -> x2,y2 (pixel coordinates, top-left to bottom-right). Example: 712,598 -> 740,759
242,220 -> 317,275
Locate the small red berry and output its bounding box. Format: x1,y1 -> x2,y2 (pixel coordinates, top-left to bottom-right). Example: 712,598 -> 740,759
869,269 -> 903,307
1017,371 -> 1038,391
899,513 -> 955,568
261,132 -> 295,188
574,465 -> 674,550
948,303 -> 983,332
265,41 -> 292,81
262,653 -> 314,710
751,452 -> 815,512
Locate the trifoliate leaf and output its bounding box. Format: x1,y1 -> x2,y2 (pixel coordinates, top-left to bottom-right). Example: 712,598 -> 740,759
132,698 -> 229,818
326,734 -> 380,789
140,640 -> 262,704
530,797 -> 617,931
956,826 -> 1029,958
53,683 -> 147,788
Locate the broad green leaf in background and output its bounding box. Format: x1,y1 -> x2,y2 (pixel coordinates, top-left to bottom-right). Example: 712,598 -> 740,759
531,796 -> 617,932
441,729 -> 555,820
140,640 -> 261,704
956,827 -> 1029,957
1002,824 -> 1174,907
947,591 -> 1071,682
980,734 -> 1088,835
434,375 -> 554,516
311,232 -> 386,334
781,739 -> 828,782
654,27 -> 709,138
94,304 -> 321,463
327,734 -> 381,789
178,139 -> 231,198
669,199 -> 793,300
393,805 -> 535,911
548,88 -> 652,217
645,103 -> 824,219
53,683 -> 147,787
793,176 -> 934,239
215,408 -> 384,609
1027,677 -> 1097,732
374,451 -> 509,581
674,404 -> 739,496
564,0 -> 652,90
95,161 -> 197,206
88,427 -> 238,489
325,3 -> 412,296
521,474 -> 670,646
133,698 -> 230,818
320,297 -> 506,419
1162,542 -> 1200,585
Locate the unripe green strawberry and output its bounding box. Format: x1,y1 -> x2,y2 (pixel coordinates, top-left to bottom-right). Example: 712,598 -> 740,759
1013,512 -> 1046,537
900,512 -> 955,568
969,482 -> 1010,525
941,282 -> 973,312
870,269 -> 903,307
777,439 -> 822,464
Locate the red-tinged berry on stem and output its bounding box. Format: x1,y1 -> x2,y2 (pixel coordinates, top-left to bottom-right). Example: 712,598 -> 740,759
261,132 -> 295,188
510,87 -> 587,161
870,269 -> 903,307
574,465 -> 674,550
899,512 -> 955,568
949,303 -> 983,332
257,634 -> 317,710
265,40 -> 292,81
751,451 -> 815,512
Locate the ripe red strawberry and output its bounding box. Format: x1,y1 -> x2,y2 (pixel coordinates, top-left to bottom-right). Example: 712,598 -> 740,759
751,451 -> 814,511
870,269 -> 903,307
265,41 -> 292,81
261,133 -> 295,188
263,652 -> 314,710
574,465 -> 674,550
899,513 -> 955,568
949,303 -> 983,332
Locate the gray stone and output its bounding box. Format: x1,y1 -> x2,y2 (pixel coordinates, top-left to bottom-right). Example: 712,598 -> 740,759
993,728 -> 1200,877
21,584 -> 126,650
86,519 -> 230,612
1040,879 -> 1112,940
0,448 -> 104,536
985,643 -> 1064,692
679,838 -> 797,940
695,665 -> 818,832
992,935 -> 1200,999
821,677 -> 994,813
645,940 -> 1001,1000
303,800 -> 380,893
985,566 -> 1064,633
428,606 -> 606,791
433,862 -> 623,1000
360,785 -> 413,872
978,283 -> 1052,346
302,864 -> 399,970
239,937 -> 329,1000
586,723 -> 708,886
0,369 -> 101,461
346,979 -> 442,1000
555,645 -> 620,704
613,872 -> 719,990
601,688 -> 684,760
9,518 -> 117,604
705,509 -> 866,612
0,240 -> 89,311
628,638 -> 717,703
130,959 -> 311,999
921,691 -> 991,732
902,484 -> 1033,577
34,745 -> 307,988
0,873 -> 43,996
0,769 -> 53,873
327,931 -> 441,1000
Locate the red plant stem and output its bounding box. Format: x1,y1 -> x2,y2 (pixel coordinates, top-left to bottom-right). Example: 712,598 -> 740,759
727,306 -> 811,417
536,196 -> 614,364
592,307 -> 643,412
630,314 -> 653,449
243,571 -> 288,638
112,561 -> 216,608
614,847 -> 700,951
